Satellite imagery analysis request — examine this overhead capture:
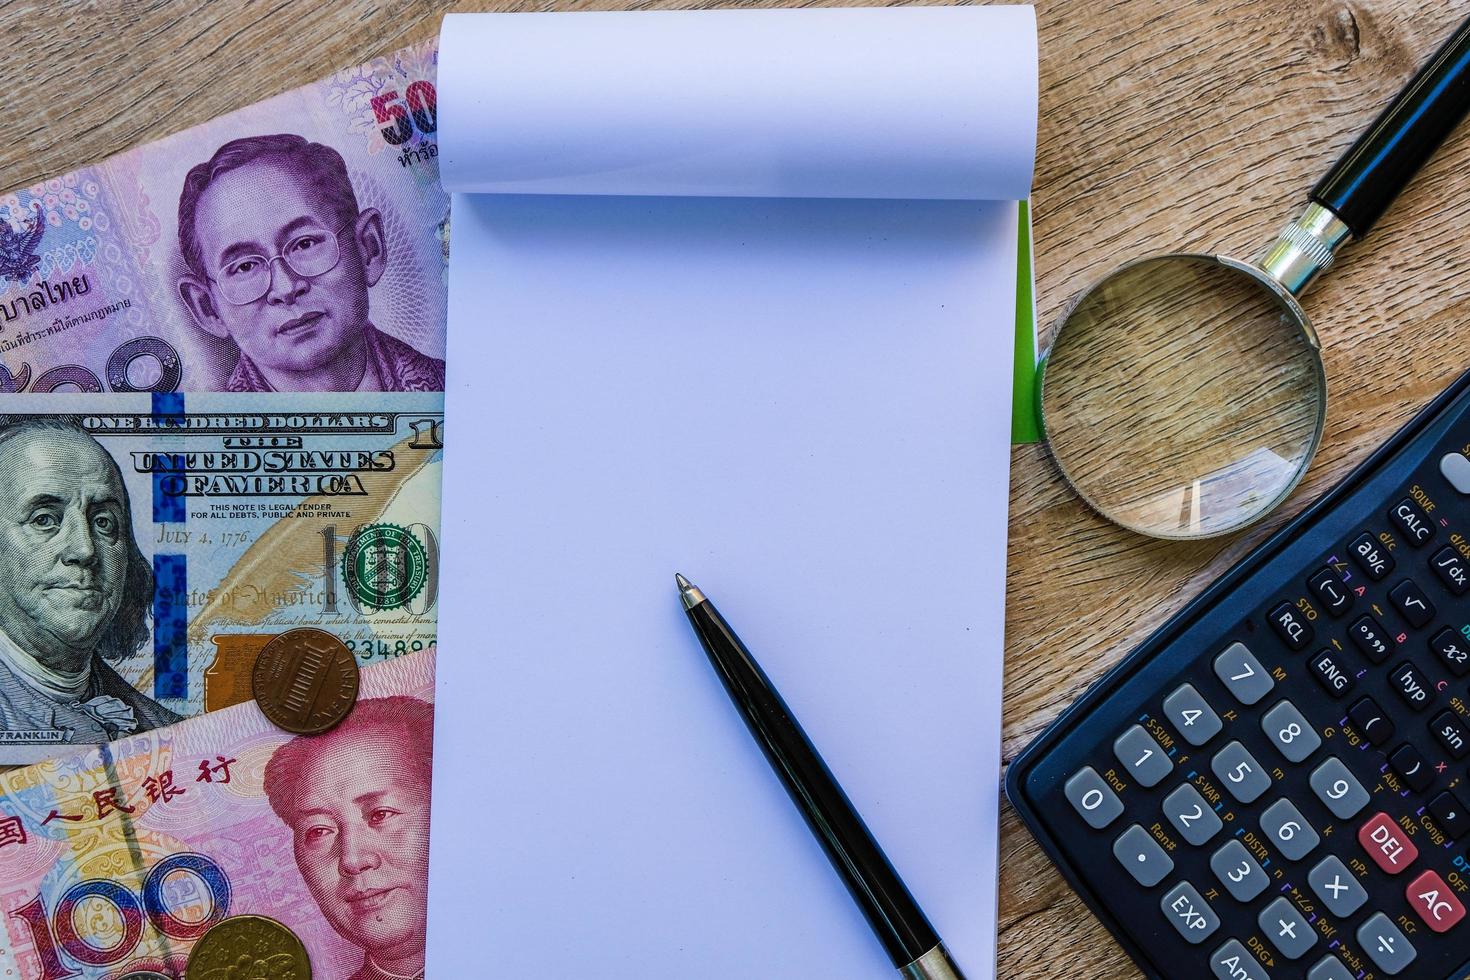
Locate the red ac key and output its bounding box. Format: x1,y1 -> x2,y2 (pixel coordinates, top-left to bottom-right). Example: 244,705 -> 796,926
1359,812 -> 1419,875
1408,869 -> 1466,932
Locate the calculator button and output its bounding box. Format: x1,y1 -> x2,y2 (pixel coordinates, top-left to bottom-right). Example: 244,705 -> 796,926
1211,842 -> 1268,906
1306,955 -> 1353,980
1308,855 -> 1368,918
1211,741 -> 1271,804
1429,789 -> 1470,839
1347,695 -> 1395,746
1442,451 -> 1470,491
1350,532 -> 1394,580
1260,798 -> 1319,861
1388,661 -> 1433,711
1159,880 -> 1219,945
1113,725 -> 1172,788
1431,545 -> 1470,595
1430,627 -> 1470,676
1358,912 -> 1416,975
1389,498 -> 1434,547
1111,823 -> 1173,887
1359,811 -> 1419,874
1209,939 -> 1269,980
1406,868 -> 1465,932
1260,699 -> 1320,763
1308,650 -> 1355,698
1162,783 -> 1221,846
1064,767 -> 1123,829
1307,566 -> 1352,617
1388,743 -> 1434,793
1267,602 -> 1313,651
1207,849 -> 1264,908
1388,579 -> 1435,629
1162,683 -> 1222,746
1213,643 -> 1273,705
1309,757 -> 1369,820
1431,710 -> 1470,759
1348,614 -> 1394,663
1258,896 -> 1315,960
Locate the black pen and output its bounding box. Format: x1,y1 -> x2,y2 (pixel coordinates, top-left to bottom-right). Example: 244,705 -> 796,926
675,573 -> 964,980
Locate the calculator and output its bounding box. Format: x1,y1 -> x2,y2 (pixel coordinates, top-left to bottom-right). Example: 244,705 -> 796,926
1006,367 -> 1470,980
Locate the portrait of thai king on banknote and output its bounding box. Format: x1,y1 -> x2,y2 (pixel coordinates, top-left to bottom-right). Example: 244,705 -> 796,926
175,134 -> 445,394
0,39 -> 447,394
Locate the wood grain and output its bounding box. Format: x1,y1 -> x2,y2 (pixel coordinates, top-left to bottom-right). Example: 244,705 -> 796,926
6,0 -> 1470,975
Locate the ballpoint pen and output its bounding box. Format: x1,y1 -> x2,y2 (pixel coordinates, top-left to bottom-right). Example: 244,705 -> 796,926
676,573 -> 964,980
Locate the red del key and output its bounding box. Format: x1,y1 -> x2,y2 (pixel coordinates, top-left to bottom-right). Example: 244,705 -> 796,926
1408,869 -> 1466,932
1359,812 -> 1419,875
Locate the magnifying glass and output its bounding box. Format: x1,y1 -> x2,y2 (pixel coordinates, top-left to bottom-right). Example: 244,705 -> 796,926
1041,14 -> 1470,539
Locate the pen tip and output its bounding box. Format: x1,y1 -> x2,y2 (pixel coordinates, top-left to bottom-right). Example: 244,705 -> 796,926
674,572 -> 705,610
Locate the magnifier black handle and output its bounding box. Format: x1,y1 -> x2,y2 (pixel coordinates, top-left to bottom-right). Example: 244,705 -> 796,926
1311,13 -> 1470,239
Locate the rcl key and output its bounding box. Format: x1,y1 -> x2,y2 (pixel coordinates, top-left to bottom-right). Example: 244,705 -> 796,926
1360,812 -> 1419,875
1268,602 -> 1313,651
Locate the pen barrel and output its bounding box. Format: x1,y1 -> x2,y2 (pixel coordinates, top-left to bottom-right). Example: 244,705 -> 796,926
686,598 -> 941,968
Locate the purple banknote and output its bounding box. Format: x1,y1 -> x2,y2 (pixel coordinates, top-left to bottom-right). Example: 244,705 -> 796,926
0,41 -> 447,395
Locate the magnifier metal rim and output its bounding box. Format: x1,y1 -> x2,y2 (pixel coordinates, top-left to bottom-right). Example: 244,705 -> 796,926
1038,252 -> 1328,540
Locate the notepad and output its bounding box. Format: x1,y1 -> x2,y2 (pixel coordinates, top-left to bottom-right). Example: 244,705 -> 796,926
427,8 -> 1038,978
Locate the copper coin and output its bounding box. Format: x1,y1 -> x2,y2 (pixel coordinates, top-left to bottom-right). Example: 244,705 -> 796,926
251,628 -> 359,735
186,914 -> 311,979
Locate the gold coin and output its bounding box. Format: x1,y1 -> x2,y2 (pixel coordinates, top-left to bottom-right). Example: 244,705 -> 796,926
251,628 -> 359,736
186,914 -> 311,979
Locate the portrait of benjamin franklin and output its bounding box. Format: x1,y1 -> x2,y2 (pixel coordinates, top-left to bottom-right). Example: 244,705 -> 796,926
264,695 -> 433,980
175,134 -> 445,394
0,416 -> 180,742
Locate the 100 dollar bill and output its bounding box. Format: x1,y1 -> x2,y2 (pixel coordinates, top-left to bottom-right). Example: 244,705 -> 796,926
0,392 -> 441,764
0,649 -> 435,979
0,39 -> 446,394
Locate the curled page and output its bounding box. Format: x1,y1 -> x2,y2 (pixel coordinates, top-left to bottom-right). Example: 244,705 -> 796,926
437,6 -> 1036,199
430,8 -> 1036,980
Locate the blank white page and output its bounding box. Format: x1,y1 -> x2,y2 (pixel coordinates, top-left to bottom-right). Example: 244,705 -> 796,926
429,192 -> 1018,977
428,7 -> 1035,977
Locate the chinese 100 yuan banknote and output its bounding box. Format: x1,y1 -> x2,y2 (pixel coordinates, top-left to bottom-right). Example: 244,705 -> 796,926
0,39 -> 446,396
0,650 -> 435,979
0,393 -> 442,765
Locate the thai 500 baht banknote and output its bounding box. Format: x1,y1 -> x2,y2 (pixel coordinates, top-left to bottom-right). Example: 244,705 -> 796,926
0,649 -> 435,980
0,39 -> 446,394
0,392 -> 442,765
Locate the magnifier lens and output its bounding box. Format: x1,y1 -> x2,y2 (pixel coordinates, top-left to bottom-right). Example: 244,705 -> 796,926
1041,256 -> 1324,538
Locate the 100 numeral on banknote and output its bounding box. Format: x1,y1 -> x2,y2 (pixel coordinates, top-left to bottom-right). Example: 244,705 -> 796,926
0,393 -> 442,764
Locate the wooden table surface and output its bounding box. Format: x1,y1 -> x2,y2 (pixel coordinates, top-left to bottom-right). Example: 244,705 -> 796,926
7,0 -> 1470,975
